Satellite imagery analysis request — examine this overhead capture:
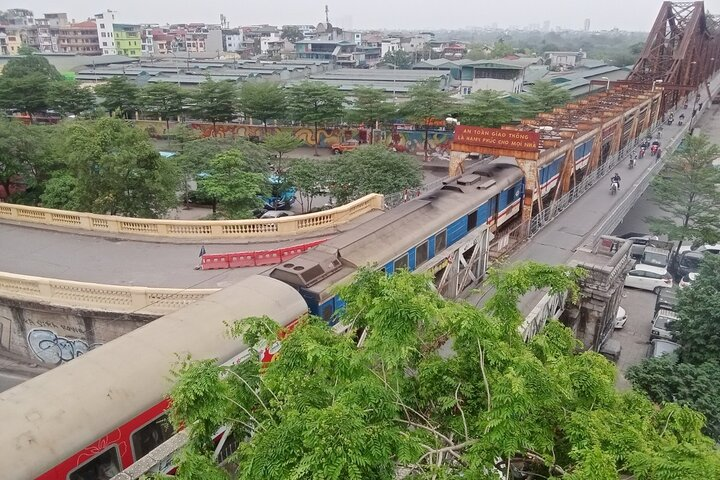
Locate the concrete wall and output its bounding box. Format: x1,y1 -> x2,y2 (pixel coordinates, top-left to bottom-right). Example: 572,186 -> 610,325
0,295 -> 156,366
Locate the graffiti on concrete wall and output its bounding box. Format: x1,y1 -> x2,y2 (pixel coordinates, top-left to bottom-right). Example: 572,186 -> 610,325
26,328 -> 102,365
135,120 -> 454,154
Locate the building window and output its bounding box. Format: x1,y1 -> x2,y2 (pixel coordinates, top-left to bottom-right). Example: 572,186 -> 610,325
100,23 -> 105,29
102,41 -> 107,46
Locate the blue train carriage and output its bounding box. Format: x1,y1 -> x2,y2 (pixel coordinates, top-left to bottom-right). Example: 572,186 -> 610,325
573,137 -> 594,172
267,158 -> 525,321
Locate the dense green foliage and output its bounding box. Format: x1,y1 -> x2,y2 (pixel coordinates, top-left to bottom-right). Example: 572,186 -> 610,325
168,262 -> 720,479
327,145 -> 422,204
237,81 -> 288,133
648,134 -> 720,252
460,89 -> 516,127
94,76 -> 140,118
262,131 -> 303,168
196,147 -> 270,218
382,49 -> 414,69
349,86 -> 396,135
191,78 -> 238,127
0,119 -> 51,198
47,80 -> 96,117
287,81 -> 346,156
401,80 -> 455,161
518,80 -> 571,117
141,83 -> 187,129
285,158 -> 330,212
45,118 -> 179,217
0,51 -> 62,116
280,25 -> 304,44
628,254 -> 720,442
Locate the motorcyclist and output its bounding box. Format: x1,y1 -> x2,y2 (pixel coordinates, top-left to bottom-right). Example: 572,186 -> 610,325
611,173 -> 621,190
678,113 -> 685,126
639,146 -> 646,158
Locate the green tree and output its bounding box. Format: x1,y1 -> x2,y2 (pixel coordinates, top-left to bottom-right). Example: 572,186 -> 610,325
349,86 -> 395,142
286,158 -> 330,212
401,79 -> 455,161
262,131 -> 302,171
328,145 -> 423,204
191,78 -> 238,130
0,119 -> 48,199
519,80 -> 571,117
94,76 -> 140,119
47,80 -> 96,117
382,49 -> 413,69
140,83 -> 186,129
54,118 -> 179,217
40,173 -> 81,210
0,51 -> 62,119
673,254 -> 720,363
168,262 -> 720,479
491,39 -> 514,58
237,81 -> 288,134
168,125 -> 202,207
648,134 -> 720,256
280,25 -> 304,43
287,81 -> 345,156
461,89 -> 516,127
196,150 -> 268,218
628,356 -> 720,442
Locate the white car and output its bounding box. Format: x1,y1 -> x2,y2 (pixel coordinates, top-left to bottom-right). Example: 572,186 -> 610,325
260,210 -> 296,219
614,306 -> 627,329
651,309 -> 679,340
624,264 -> 673,292
679,272 -> 699,289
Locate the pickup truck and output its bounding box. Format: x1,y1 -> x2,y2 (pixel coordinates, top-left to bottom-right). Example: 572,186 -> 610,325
331,139 -> 360,154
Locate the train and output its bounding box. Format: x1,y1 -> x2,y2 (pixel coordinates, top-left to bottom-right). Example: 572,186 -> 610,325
0,158 -> 526,480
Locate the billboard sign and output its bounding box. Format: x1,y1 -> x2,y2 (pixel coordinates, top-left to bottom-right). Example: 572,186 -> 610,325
453,126 -> 540,152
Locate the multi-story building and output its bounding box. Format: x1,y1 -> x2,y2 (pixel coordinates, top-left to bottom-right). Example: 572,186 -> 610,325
114,23 -> 141,57
222,28 -> 243,53
95,10 -> 117,55
58,20 -> 101,55
295,39 -> 364,66
0,32 -> 10,55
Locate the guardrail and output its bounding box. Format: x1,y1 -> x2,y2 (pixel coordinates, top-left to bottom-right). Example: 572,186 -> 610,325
529,126 -> 658,237
201,239 -> 327,270
0,194 -> 384,240
0,272 -> 218,315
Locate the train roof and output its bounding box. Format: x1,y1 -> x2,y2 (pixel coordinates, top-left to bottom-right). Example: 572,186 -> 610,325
0,275 -> 307,479
268,159 -> 524,297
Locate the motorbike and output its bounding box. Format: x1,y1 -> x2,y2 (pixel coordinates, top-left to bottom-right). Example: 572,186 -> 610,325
610,182 -> 619,195
629,157 -> 636,169
639,148 -> 646,158
667,118 -> 674,126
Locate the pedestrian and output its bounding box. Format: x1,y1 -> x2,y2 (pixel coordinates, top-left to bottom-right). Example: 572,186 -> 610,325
195,245 -> 206,270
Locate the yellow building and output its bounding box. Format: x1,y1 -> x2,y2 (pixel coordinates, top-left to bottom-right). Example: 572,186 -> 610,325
114,23 -> 141,57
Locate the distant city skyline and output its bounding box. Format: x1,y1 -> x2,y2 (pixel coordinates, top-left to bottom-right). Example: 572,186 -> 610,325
11,0 -> 720,32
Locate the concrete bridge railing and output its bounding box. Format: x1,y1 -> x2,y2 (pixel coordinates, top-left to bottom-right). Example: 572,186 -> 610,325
0,271 -> 219,315
0,194 -> 384,240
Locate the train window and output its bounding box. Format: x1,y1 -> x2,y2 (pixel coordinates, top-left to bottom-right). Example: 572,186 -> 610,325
435,231 -> 447,253
131,413 -> 174,461
394,254 -> 409,271
415,241 -> 429,267
467,210 -> 478,231
68,446 -> 121,480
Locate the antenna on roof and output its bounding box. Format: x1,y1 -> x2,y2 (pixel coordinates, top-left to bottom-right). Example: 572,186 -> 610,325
325,5 -> 329,24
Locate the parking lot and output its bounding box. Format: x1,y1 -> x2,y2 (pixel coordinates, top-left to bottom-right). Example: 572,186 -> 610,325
611,288 -> 657,389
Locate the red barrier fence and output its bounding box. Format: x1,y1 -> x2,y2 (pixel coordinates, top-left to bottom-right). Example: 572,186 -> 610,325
201,239 -> 326,271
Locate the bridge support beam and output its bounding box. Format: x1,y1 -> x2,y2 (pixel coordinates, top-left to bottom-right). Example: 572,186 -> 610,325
562,236 -> 633,351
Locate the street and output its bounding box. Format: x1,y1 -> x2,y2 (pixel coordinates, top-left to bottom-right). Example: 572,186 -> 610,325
612,289 -> 656,390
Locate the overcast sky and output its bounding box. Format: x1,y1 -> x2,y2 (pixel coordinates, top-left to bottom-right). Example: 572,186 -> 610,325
13,0 -> 720,32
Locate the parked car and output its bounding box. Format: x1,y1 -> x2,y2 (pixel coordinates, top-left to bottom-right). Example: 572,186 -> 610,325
641,246 -> 671,269
651,308 -> 678,340
614,306 -> 627,329
648,338 -> 680,358
674,250 -> 704,280
260,210 -> 296,219
654,287 -> 679,315
679,272 -> 699,289
331,139 -> 360,154
618,233 -> 659,260
624,264 -> 673,292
